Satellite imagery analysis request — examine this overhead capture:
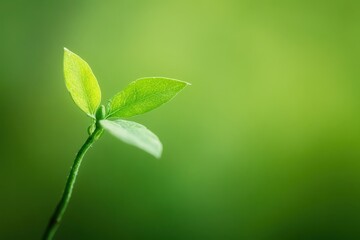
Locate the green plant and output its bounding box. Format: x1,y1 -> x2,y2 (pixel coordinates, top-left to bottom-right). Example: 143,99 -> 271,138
42,48 -> 190,240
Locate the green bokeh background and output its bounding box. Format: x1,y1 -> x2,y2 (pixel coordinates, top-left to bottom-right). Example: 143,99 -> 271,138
1,0 -> 360,239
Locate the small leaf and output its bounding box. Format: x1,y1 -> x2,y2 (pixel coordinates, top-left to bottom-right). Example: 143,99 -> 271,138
100,119 -> 163,158
107,77 -> 190,118
64,48 -> 101,117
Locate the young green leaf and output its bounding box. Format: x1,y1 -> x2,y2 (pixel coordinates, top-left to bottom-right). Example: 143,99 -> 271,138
64,48 -> 101,117
107,77 -> 190,118
100,119 -> 163,158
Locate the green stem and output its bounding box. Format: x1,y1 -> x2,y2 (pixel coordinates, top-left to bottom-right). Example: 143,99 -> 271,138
43,126 -> 103,240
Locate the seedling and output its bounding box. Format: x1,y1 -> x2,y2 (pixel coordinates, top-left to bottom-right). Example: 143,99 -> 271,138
43,48 -> 190,240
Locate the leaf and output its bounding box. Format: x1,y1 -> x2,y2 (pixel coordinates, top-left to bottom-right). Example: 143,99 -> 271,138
107,77 -> 190,118
100,119 -> 163,158
64,48 -> 101,117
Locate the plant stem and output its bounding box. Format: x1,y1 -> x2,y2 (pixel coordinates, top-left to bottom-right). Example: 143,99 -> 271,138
43,126 -> 103,240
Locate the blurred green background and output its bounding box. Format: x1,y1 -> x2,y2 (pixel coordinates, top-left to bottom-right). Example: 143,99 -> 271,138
1,0 -> 360,239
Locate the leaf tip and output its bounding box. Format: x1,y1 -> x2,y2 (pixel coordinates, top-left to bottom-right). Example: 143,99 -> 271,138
64,48 -> 76,57
153,146 -> 163,159
63,48 -> 73,58
64,47 -> 70,53
152,141 -> 163,159
167,78 -> 191,86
